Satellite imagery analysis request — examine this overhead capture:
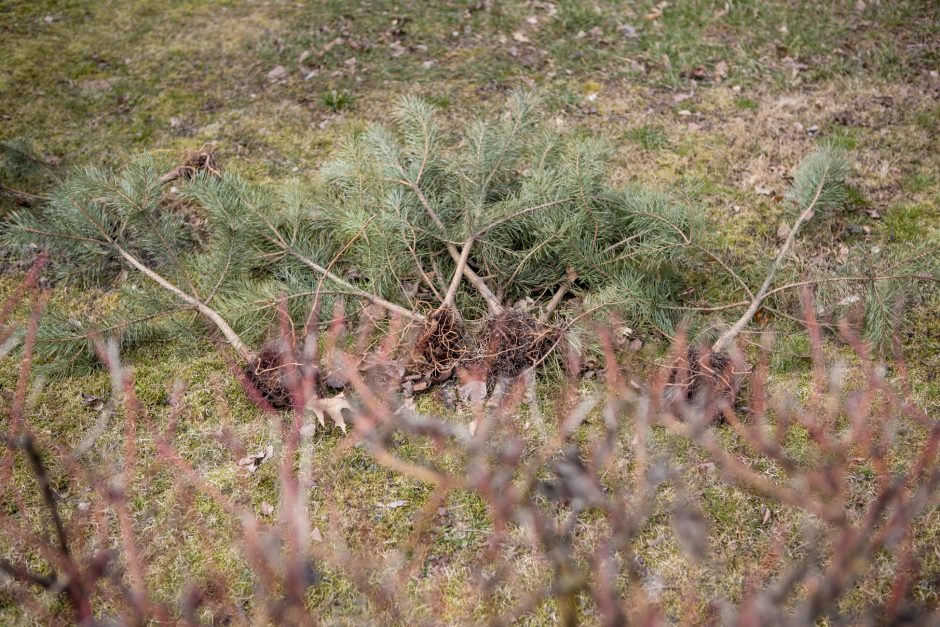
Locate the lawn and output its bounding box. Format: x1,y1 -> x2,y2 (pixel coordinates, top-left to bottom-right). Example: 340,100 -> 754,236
1,0 -> 939,624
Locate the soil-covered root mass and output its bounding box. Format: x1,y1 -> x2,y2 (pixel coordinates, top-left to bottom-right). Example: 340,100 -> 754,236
475,308 -> 559,380
409,306 -> 468,384
666,346 -> 745,412
406,307 -> 560,391
244,339 -> 298,409
159,149 -> 222,184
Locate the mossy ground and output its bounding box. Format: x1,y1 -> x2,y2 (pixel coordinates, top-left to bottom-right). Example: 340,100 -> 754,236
2,0 -> 939,623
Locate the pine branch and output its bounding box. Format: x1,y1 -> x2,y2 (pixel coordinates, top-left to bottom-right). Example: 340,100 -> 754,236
269,229 -> 426,322
712,145 -> 848,352
112,243 -> 254,361
401,179 -> 502,313
0,183 -> 45,206
712,183 -> 824,352
442,236 -> 475,308
2,160 -> 256,362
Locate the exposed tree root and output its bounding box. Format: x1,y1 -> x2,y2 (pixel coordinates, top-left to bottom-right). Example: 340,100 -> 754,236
407,308 -> 560,393
159,149 -> 222,184
244,339 -> 297,410
475,309 -> 559,380
666,346 -> 745,412
408,307 -> 469,385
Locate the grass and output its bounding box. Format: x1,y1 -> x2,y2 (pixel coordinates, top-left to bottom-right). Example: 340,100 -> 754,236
2,0 -> 940,623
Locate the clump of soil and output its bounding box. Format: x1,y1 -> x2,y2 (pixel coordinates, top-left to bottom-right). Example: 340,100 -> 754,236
244,339 -> 297,410
666,346 -> 743,411
409,306 -> 468,383
476,309 -> 559,379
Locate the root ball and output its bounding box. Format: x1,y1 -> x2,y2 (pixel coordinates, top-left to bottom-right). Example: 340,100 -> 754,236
244,339 -> 296,410
477,309 -> 559,379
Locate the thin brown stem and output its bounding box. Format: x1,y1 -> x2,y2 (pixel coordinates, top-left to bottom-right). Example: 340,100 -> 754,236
280,246 -> 425,322
542,281 -> 572,321
401,180 -> 502,314
114,244 -> 255,361
0,183 -> 45,206
311,216 -> 374,318
712,176 -> 826,353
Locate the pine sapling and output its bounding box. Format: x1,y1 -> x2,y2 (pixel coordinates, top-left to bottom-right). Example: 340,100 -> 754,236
307,91 -> 700,383
712,144 -> 851,353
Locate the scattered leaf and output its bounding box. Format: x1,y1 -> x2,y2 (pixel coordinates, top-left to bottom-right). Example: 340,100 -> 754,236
381,499 -> 408,509
836,243 -> 849,264
644,3 -> 669,20
308,393 -> 352,433
619,23 -> 638,38
714,60 -> 728,80
237,445 -> 274,473
81,392 -> 106,411
267,65 -> 288,81
320,37 -> 345,55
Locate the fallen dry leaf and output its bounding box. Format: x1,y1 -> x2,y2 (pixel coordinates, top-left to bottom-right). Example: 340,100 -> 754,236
237,445 -> 274,473
714,60 -> 728,80
308,393 -> 352,433
644,1 -> 669,20
80,392 -> 106,411
836,243 -> 849,264
267,65 -> 288,81
619,23 -> 638,38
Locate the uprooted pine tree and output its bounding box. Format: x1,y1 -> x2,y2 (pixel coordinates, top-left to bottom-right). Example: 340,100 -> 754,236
0,92 -> 704,398
7,91 -> 930,407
